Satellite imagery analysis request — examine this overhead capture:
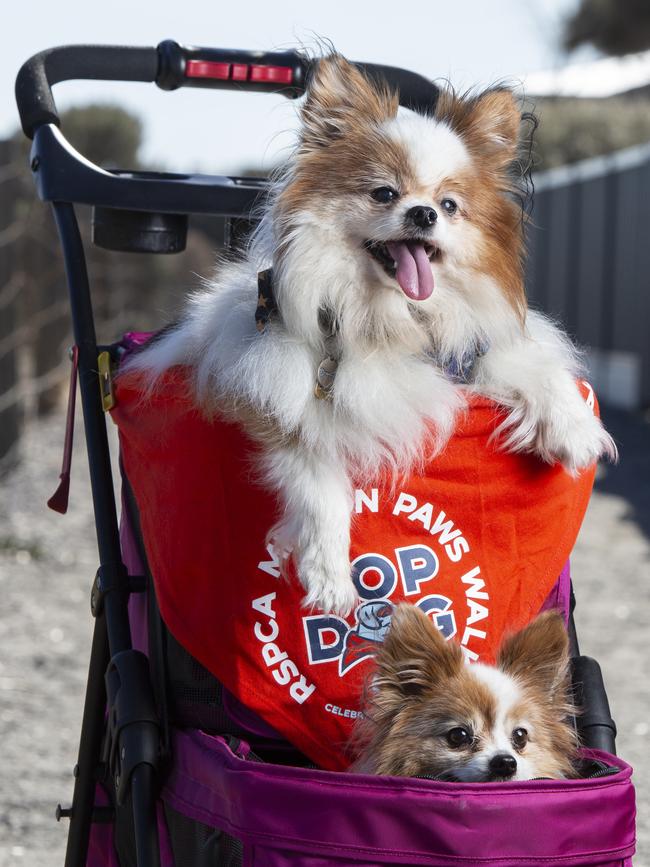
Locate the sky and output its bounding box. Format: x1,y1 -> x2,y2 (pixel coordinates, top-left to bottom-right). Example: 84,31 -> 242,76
5,0 -> 585,174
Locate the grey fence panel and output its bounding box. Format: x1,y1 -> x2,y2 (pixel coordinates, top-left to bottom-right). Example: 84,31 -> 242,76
608,168 -> 635,353
531,143 -> 650,408
575,175 -> 608,349
525,189 -> 549,309
543,183 -> 573,323
634,161 -> 650,405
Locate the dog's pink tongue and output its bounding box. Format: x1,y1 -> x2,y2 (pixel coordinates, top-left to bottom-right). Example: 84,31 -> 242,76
386,242 -> 434,300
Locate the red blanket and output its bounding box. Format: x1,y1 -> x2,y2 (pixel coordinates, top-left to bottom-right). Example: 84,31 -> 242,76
113,371 -> 596,770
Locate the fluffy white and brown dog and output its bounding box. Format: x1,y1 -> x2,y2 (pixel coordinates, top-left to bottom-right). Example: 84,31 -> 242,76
127,54 -> 615,615
352,606 -> 578,781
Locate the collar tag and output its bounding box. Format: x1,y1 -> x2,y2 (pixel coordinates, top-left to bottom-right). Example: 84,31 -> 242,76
98,350 -> 116,412
254,269 -> 340,398
314,356 -> 338,400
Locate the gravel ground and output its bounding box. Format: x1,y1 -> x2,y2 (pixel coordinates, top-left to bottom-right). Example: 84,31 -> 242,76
0,406 -> 648,866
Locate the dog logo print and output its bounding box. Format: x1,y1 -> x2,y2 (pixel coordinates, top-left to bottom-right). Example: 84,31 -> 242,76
340,600 -> 394,674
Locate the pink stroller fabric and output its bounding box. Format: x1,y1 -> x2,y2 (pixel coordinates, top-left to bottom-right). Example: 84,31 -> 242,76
160,729 -> 635,866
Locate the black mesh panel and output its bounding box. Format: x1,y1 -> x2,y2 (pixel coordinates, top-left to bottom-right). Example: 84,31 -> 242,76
163,802 -> 243,867
164,629 -> 245,734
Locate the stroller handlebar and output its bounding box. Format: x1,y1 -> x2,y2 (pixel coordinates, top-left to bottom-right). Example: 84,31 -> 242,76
15,45 -> 159,139
16,40 -> 439,139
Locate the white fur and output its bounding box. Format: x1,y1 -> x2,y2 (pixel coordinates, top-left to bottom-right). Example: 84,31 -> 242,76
459,664 -> 537,782
126,98 -> 615,615
383,110 -> 471,190
472,309 -> 617,473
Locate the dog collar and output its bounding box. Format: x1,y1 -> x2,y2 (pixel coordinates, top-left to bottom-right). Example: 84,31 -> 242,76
429,340 -> 489,384
256,271 -> 487,390
255,268 -> 278,333
256,269 -> 341,400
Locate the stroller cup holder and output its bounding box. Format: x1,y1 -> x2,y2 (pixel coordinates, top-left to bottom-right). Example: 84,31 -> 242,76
92,207 -> 188,254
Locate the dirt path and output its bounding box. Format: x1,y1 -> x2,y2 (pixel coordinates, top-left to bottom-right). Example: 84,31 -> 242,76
1,407 -> 648,866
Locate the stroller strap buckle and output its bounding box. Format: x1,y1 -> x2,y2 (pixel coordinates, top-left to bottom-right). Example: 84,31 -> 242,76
98,350 -> 116,412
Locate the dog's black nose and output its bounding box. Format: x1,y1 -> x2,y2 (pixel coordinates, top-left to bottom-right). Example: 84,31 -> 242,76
407,206 -> 437,229
488,753 -> 517,779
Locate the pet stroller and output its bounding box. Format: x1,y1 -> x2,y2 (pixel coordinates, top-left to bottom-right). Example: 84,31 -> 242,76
15,42 -> 636,866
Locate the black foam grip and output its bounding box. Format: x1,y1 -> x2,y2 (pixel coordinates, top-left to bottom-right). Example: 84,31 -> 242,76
571,655 -> 617,754
15,45 -> 159,139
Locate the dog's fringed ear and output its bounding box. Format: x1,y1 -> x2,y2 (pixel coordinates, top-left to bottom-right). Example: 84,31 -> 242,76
372,604 -> 463,703
437,87 -> 520,170
300,54 -> 398,150
497,611 -> 571,703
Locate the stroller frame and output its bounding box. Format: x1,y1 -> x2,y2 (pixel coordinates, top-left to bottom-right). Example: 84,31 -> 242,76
15,41 -> 619,867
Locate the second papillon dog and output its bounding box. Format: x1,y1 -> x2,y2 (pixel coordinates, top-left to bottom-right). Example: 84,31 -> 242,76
127,54 -> 615,614
353,606 -> 578,781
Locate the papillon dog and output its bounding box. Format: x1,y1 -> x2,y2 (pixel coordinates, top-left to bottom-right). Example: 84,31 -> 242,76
353,605 -> 578,781
127,54 -> 615,615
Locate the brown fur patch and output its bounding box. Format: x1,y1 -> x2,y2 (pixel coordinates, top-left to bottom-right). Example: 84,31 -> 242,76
497,610 -> 571,698
280,129 -> 413,215
373,604 -> 463,694
435,87 -> 528,319
300,55 -> 399,152
280,56 -> 406,213
436,88 -> 521,169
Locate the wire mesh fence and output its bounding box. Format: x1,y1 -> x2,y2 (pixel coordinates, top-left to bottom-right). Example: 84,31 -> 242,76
0,133 -> 218,475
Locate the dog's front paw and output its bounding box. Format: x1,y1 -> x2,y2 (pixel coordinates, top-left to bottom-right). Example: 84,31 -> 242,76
298,545 -> 358,616
538,407 -> 617,475
270,523 -> 357,614
497,396 -> 617,474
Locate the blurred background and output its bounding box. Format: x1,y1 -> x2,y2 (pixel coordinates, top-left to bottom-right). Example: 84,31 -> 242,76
1,0 -> 649,864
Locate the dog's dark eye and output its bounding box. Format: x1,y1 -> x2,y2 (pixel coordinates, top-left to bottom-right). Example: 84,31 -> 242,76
441,198 -> 457,215
512,727 -> 528,750
371,187 -> 399,204
446,726 -> 473,748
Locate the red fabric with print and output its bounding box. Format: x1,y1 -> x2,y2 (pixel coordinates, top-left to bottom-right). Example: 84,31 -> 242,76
112,370 -> 597,770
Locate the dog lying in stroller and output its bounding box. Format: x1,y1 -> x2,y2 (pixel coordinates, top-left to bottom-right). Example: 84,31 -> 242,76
16,39 -> 635,867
